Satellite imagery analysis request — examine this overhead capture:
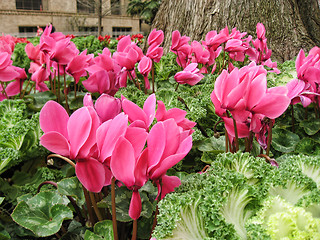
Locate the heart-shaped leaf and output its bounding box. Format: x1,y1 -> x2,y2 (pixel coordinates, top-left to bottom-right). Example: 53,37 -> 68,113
57,177 -> 85,206
271,128 -> 300,153
11,191 -> 72,237
300,119 -> 320,136
84,220 -> 114,240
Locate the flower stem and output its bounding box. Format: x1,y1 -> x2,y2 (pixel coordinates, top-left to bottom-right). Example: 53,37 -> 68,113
111,177 -> 119,240
20,78 -> 32,98
152,60 -> 155,93
291,104 -> 295,132
225,128 -> 229,152
266,120 -> 273,156
232,117 -> 239,152
63,67 -> 70,114
57,64 -> 61,103
47,154 -> 76,168
131,219 -> 137,240
89,192 -> 103,222
82,186 -> 95,226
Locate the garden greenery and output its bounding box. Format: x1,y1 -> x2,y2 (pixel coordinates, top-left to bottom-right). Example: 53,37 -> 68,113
0,23 -> 320,239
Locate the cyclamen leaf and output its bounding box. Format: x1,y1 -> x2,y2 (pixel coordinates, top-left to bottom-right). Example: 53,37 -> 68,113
11,191 -> 72,237
57,177 -> 85,206
299,119 -> 320,136
271,128 -> 300,153
84,220 -> 114,240
97,186 -> 153,222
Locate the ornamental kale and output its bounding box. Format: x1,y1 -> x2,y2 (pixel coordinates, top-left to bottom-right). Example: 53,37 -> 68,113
0,99 -> 47,174
153,152 -> 320,240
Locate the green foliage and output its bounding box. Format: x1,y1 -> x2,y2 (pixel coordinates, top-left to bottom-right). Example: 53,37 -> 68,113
153,152 -> 320,240
57,177 -> 85,206
12,43 -> 31,71
71,36 -> 104,55
97,185 -> 154,222
0,167 -> 63,204
0,99 -> 48,175
84,220 -> 114,240
11,190 -> 72,237
247,196 -> 320,239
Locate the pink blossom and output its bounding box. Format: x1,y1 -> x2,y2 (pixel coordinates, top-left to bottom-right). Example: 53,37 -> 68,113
121,93 -> 156,130
39,100 -> 105,192
174,63 -> 204,86
138,56 -> 152,89
148,29 -> 164,46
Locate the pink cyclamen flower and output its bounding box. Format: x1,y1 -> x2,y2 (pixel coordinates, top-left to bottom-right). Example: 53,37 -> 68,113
66,49 -> 93,84
146,43 -> 163,63
138,56 -> 152,89
156,100 -> 196,134
191,40 -> 210,65
83,93 -> 122,123
147,119 -> 193,199
0,52 -> 20,82
148,29 -> 164,46
39,100 -> 106,192
174,63 -> 204,86
121,93 -> 156,130
110,132 -> 148,220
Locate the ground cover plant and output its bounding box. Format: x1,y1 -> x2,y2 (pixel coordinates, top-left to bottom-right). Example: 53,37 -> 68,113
0,23 -> 320,239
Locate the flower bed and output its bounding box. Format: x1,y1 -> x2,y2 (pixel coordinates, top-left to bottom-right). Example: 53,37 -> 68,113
0,23 -> 320,239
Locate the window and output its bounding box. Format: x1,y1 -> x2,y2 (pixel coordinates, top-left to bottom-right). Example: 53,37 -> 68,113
111,0 -> 121,15
112,27 -> 132,37
19,26 -> 38,33
77,0 -> 95,13
79,26 -> 101,32
16,0 -> 42,10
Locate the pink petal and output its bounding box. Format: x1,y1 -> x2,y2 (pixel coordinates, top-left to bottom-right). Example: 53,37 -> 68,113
122,96 -> 147,125
95,94 -> 122,122
143,94 -> 156,127
0,67 -> 20,82
96,113 -> 128,163
134,148 -> 148,187
150,135 -> 192,180
125,127 -> 148,159
252,94 -> 290,119
75,158 -> 105,193
162,119 -> 180,159
223,117 -> 249,138
68,107 -> 92,159
245,73 -> 267,110
110,136 -> 135,187
147,122 -> 166,172
160,175 -> 181,199
117,35 -> 131,52
77,107 -> 101,159
129,190 -> 142,220
40,100 -> 69,138
40,132 -> 70,156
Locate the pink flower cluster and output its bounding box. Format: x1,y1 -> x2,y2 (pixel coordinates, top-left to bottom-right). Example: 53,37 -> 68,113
286,47 -> 320,108
211,63 -> 290,148
24,26 -> 164,95
39,94 -> 195,220
171,23 -> 279,87
0,35 -> 27,101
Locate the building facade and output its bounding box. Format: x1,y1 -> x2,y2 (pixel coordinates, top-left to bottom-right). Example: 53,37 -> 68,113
0,0 -> 141,37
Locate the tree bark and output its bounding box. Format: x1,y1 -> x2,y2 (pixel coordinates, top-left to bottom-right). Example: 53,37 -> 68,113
151,0 -> 320,62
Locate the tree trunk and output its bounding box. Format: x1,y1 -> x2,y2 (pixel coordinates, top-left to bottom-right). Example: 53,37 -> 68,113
151,0 -> 320,62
